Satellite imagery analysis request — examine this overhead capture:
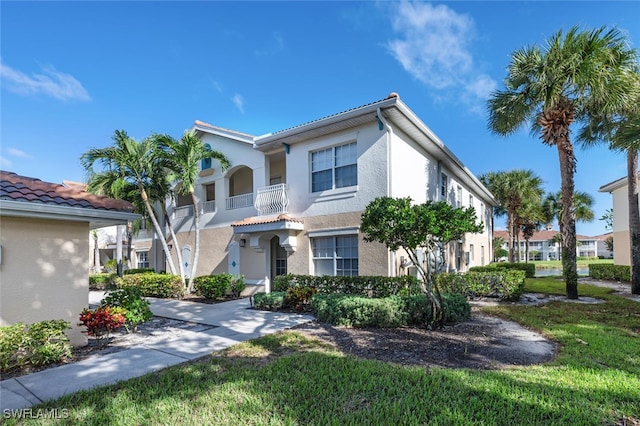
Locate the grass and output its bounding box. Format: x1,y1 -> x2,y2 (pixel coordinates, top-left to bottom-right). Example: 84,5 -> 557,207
531,259 -> 614,269
5,278 -> 639,425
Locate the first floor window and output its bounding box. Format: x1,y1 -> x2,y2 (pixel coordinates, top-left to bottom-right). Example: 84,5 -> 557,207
312,235 -> 358,276
137,251 -> 150,269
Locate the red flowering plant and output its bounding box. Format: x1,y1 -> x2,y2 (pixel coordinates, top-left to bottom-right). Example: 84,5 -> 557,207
78,306 -> 126,348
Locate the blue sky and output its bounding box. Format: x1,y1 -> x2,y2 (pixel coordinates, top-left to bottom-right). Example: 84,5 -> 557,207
2,1 -> 639,236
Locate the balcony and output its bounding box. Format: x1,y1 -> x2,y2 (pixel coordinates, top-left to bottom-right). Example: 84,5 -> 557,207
255,183 -> 289,216
202,200 -> 216,213
173,205 -> 194,218
226,193 -> 254,210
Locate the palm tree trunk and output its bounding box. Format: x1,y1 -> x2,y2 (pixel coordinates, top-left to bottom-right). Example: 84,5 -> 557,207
627,150 -> 640,294
558,143 -> 579,299
139,185 -> 178,275
163,208 -> 186,287
188,192 -> 201,293
508,209 -> 516,263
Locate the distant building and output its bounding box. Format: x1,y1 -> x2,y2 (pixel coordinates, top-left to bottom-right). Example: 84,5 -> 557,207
494,227 -> 612,261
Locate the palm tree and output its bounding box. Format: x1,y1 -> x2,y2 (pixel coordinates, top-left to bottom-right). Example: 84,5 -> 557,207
155,131 -> 230,293
542,191 -> 596,237
480,169 -> 544,263
580,81 -> 640,294
487,26 -> 636,299
81,130 -> 179,276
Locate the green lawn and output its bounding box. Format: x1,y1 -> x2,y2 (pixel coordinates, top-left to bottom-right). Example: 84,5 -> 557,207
531,259 -> 614,269
6,278 -> 639,425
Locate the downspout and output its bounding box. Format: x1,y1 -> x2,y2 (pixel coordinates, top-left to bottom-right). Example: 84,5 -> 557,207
376,107 -> 395,276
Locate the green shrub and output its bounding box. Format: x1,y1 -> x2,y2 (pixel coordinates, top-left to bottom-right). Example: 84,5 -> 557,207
115,273 -> 184,298
124,268 -> 155,275
400,295 -> 432,325
193,274 -> 234,299
441,293 -> 471,323
101,287 -> 152,333
253,292 -> 287,310
588,264 -> 631,282
89,273 -> 117,290
286,286 -> 317,309
470,262 -> 535,278
437,270 -> 526,301
311,294 -> 408,328
230,275 -> 246,298
105,259 -> 118,273
272,274 -> 422,297
0,320 -> 72,372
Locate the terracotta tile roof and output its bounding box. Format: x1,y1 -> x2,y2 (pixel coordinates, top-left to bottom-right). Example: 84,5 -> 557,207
231,214 -> 303,227
1,171 -> 135,213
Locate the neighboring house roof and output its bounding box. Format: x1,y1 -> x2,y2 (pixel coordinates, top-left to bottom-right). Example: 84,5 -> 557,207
599,172 -> 639,193
192,120 -> 255,144
231,214 -> 304,227
0,171 -> 138,228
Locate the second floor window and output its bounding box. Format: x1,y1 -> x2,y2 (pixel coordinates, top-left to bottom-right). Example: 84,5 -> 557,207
311,142 -> 357,192
201,143 -> 212,170
441,173 -> 448,199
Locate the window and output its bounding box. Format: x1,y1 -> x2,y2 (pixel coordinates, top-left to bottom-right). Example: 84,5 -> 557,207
137,251 -> 150,269
457,186 -> 462,207
441,173 -> 448,199
469,194 -> 474,208
201,144 -> 212,170
312,235 -> 358,276
469,243 -> 474,261
311,142 -> 357,192
205,184 -> 215,201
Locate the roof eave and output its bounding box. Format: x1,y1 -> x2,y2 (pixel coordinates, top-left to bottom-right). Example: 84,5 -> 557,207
0,199 -> 140,229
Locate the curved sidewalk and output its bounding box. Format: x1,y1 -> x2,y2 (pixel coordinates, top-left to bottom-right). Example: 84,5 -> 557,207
1,296 -> 314,412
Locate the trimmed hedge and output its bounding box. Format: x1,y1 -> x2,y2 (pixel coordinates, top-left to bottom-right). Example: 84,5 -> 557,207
89,273 -> 117,290
310,293 -> 471,328
193,273 -> 234,299
588,264 -> 631,282
437,270 -> 526,301
272,274 -> 423,297
253,292 -> 287,310
115,273 -> 184,298
124,268 -> 155,275
469,262 -> 535,278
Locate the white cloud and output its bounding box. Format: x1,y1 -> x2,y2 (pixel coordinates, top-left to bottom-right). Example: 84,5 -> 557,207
0,156 -> 12,169
255,32 -> 285,56
0,61 -> 90,101
385,1 -> 496,111
232,94 -> 245,114
212,80 -> 223,93
7,147 -> 33,159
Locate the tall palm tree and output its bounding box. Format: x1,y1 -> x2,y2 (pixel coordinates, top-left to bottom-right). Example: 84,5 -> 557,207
580,73 -> 640,294
155,131 -> 230,293
487,26 -> 636,299
480,169 -> 544,263
81,130 -> 179,276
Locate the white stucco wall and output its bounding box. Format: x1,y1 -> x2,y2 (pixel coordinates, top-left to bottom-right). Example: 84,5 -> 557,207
0,217 -> 89,346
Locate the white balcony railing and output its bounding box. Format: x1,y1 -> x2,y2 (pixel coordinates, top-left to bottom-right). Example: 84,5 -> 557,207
255,183 -> 289,216
202,200 -> 216,213
226,192 -> 254,210
173,205 -> 194,218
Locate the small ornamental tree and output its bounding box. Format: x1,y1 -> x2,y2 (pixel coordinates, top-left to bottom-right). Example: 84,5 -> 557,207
361,197 -> 483,328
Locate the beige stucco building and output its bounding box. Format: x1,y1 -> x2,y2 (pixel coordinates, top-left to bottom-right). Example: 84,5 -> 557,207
138,93 -> 497,293
0,172 -> 138,345
599,174 -> 639,266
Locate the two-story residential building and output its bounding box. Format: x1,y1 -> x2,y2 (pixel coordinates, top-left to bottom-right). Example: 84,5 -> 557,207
599,173 -> 639,266
143,93 -> 497,293
494,228 -> 613,261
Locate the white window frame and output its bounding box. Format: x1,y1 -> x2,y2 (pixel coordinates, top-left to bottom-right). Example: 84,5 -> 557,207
311,142 -> 357,193
441,173 -> 448,199
311,234 -> 358,277
137,251 -> 150,269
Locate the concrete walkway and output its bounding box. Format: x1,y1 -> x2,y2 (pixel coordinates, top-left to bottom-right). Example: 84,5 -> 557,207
1,295 -> 314,412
